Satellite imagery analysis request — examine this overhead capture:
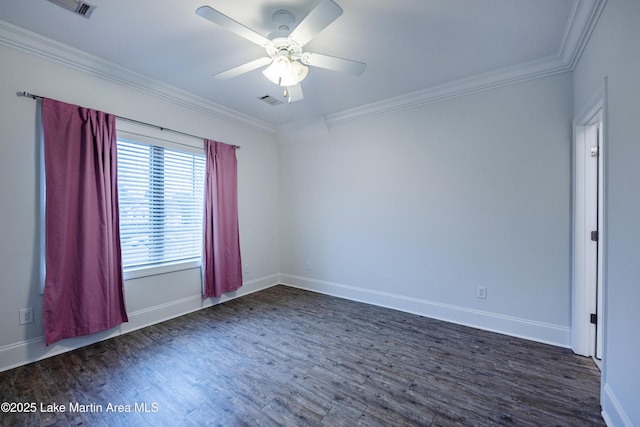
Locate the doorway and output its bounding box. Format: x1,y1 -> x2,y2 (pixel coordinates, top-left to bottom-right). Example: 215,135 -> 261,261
573,104 -> 605,366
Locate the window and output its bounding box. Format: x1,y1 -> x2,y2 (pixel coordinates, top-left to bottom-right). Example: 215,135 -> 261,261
116,127 -> 205,279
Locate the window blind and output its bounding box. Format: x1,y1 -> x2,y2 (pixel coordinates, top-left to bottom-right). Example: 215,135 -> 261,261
117,139 -> 205,270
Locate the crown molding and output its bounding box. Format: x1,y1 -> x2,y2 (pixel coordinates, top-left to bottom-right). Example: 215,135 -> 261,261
327,0 -> 607,127
0,20 -> 276,135
326,54 -> 572,127
559,0 -> 608,69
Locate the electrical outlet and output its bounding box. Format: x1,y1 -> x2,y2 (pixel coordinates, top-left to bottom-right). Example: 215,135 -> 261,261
476,286 -> 487,299
19,308 -> 34,325
243,264 -> 249,274
305,262 -> 312,272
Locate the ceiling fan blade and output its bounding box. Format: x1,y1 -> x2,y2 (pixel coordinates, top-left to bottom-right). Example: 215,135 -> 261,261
289,0 -> 343,47
301,52 -> 366,75
286,84 -> 304,103
213,57 -> 273,79
196,6 -> 271,47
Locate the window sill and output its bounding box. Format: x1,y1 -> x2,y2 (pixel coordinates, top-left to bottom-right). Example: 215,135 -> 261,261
123,259 -> 201,281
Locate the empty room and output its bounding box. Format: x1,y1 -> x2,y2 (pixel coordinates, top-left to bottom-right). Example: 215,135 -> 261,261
0,0 -> 638,425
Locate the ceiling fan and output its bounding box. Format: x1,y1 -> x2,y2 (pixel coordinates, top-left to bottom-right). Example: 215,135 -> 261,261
196,0 -> 366,103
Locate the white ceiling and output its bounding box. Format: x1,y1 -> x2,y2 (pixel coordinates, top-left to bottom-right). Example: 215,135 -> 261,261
0,0 -> 599,128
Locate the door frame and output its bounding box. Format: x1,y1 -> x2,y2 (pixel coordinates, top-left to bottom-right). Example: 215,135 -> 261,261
572,80 -> 607,360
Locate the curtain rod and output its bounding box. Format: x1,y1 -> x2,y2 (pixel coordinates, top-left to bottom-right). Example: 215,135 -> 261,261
18,91 -> 240,150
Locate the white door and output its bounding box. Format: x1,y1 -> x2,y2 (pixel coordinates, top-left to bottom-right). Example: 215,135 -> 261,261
572,90 -> 606,363
584,118 -> 604,363
595,122 -> 604,361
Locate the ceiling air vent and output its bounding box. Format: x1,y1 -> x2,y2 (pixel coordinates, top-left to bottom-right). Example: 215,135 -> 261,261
47,0 -> 96,18
258,95 -> 283,106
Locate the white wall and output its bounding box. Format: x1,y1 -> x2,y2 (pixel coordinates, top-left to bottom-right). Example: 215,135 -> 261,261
280,73 -> 574,346
0,43 -> 281,371
573,1 -> 640,425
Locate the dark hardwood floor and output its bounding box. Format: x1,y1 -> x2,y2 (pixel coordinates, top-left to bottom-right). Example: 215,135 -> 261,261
0,285 -> 604,426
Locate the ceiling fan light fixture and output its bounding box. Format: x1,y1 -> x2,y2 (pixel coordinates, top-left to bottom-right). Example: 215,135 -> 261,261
291,60 -> 309,82
262,56 -> 289,85
262,56 -> 308,87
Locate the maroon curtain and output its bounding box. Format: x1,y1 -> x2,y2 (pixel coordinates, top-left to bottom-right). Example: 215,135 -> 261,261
203,139 -> 242,298
42,98 -> 128,345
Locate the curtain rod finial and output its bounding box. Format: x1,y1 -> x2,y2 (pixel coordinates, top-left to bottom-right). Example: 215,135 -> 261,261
18,91 -> 39,99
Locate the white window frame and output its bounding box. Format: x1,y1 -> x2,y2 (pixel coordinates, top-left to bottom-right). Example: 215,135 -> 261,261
116,119 -> 205,280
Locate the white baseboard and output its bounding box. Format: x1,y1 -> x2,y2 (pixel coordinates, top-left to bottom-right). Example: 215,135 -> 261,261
601,383 -> 633,427
0,273 -> 573,373
0,274 -> 279,373
280,274 -> 571,348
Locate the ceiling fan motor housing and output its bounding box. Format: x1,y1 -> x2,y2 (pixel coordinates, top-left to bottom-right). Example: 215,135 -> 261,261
266,37 -> 303,60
